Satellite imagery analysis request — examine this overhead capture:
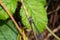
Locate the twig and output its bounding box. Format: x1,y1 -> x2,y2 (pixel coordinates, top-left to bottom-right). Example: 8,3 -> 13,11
0,0 -> 28,40
45,25 -> 60,40
44,25 -> 60,40
20,0 -> 38,40
48,5 -> 60,15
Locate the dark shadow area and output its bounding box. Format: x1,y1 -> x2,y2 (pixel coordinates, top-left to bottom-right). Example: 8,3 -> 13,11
0,20 -> 6,26
0,18 -> 10,26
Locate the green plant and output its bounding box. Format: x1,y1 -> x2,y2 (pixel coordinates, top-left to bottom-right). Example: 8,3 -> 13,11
0,0 -> 49,40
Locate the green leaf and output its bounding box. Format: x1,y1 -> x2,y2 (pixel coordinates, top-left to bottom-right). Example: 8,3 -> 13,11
20,0 -> 48,33
0,0 -> 17,20
0,20 -> 18,40
39,0 -> 46,6
17,34 -> 22,40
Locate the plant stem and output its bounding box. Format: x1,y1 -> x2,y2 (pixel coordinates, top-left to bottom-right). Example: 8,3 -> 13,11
20,0 -> 38,40
45,25 -> 60,39
46,25 -> 60,40
0,0 -> 28,40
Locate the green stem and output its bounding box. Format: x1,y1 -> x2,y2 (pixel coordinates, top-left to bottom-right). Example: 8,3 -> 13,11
20,0 -> 38,40
46,25 -> 60,40
0,0 -> 28,40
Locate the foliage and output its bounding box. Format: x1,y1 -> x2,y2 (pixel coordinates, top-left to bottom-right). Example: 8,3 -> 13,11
0,0 -> 17,20
0,0 -> 48,40
20,0 -> 48,32
0,20 -> 18,40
